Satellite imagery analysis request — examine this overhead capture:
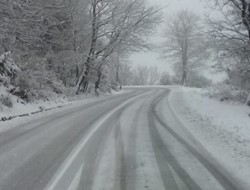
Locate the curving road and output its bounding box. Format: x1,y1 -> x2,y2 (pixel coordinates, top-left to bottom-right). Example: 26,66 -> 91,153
0,88 -> 244,190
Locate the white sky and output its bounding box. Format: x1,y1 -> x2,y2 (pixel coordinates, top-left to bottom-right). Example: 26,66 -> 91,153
129,0 -> 206,75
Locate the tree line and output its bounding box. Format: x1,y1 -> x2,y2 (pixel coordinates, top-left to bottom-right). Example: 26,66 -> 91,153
1,0 -> 250,103
160,0 -> 250,102
0,0 -> 160,99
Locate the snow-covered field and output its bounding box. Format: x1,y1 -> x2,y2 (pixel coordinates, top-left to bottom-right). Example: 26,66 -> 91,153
169,87 -> 250,189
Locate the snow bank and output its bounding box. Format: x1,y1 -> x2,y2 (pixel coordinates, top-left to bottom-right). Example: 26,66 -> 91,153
0,83 -> 71,123
168,87 -> 250,189
0,88 -> 129,133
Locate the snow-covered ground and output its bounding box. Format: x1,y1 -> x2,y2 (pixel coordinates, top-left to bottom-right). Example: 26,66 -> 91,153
0,86 -> 69,117
169,87 -> 250,189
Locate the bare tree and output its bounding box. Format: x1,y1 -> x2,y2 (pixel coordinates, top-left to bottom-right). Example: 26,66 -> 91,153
160,72 -> 172,85
161,10 -> 208,85
75,0 -> 161,94
119,61 -> 134,86
206,0 -> 250,56
132,65 -> 149,85
148,66 -> 160,85
207,0 -> 250,103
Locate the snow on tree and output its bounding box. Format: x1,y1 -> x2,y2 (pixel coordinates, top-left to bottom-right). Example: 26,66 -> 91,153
0,0 -> 162,99
0,52 -> 20,85
207,0 -> 250,103
128,65 -> 159,85
75,0 -> 161,94
0,0 -> 91,97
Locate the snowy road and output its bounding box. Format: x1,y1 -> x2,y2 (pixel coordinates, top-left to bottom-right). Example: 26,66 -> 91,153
0,88 -> 243,190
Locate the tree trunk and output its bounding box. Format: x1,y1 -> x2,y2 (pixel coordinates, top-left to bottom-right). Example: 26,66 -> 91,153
95,66 -> 102,96
247,92 -> 250,106
76,61 -> 90,94
75,65 -> 79,79
181,38 -> 188,86
181,53 -> 187,86
181,69 -> 187,86
75,0 -> 98,94
241,1 -> 250,39
116,67 -> 120,85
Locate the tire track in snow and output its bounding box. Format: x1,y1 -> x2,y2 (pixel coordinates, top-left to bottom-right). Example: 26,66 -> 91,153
114,122 -> 127,190
40,90 -> 153,190
148,91 -> 194,190
0,90 -> 144,154
151,89 -> 239,190
148,113 -> 202,190
76,91 -> 154,190
1,101 -> 124,190
112,99 -> 144,190
77,102 -> 135,190
134,90 -> 170,190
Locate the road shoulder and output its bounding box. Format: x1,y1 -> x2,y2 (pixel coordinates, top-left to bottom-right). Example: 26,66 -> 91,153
168,87 -> 250,190
0,89 -> 131,133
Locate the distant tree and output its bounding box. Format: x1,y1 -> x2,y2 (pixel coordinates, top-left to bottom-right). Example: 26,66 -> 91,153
148,66 -> 160,85
161,10 -> 208,86
119,62 -> 134,86
160,72 -> 172,85
132,65 -> 149,85
106,50 -> 129,88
